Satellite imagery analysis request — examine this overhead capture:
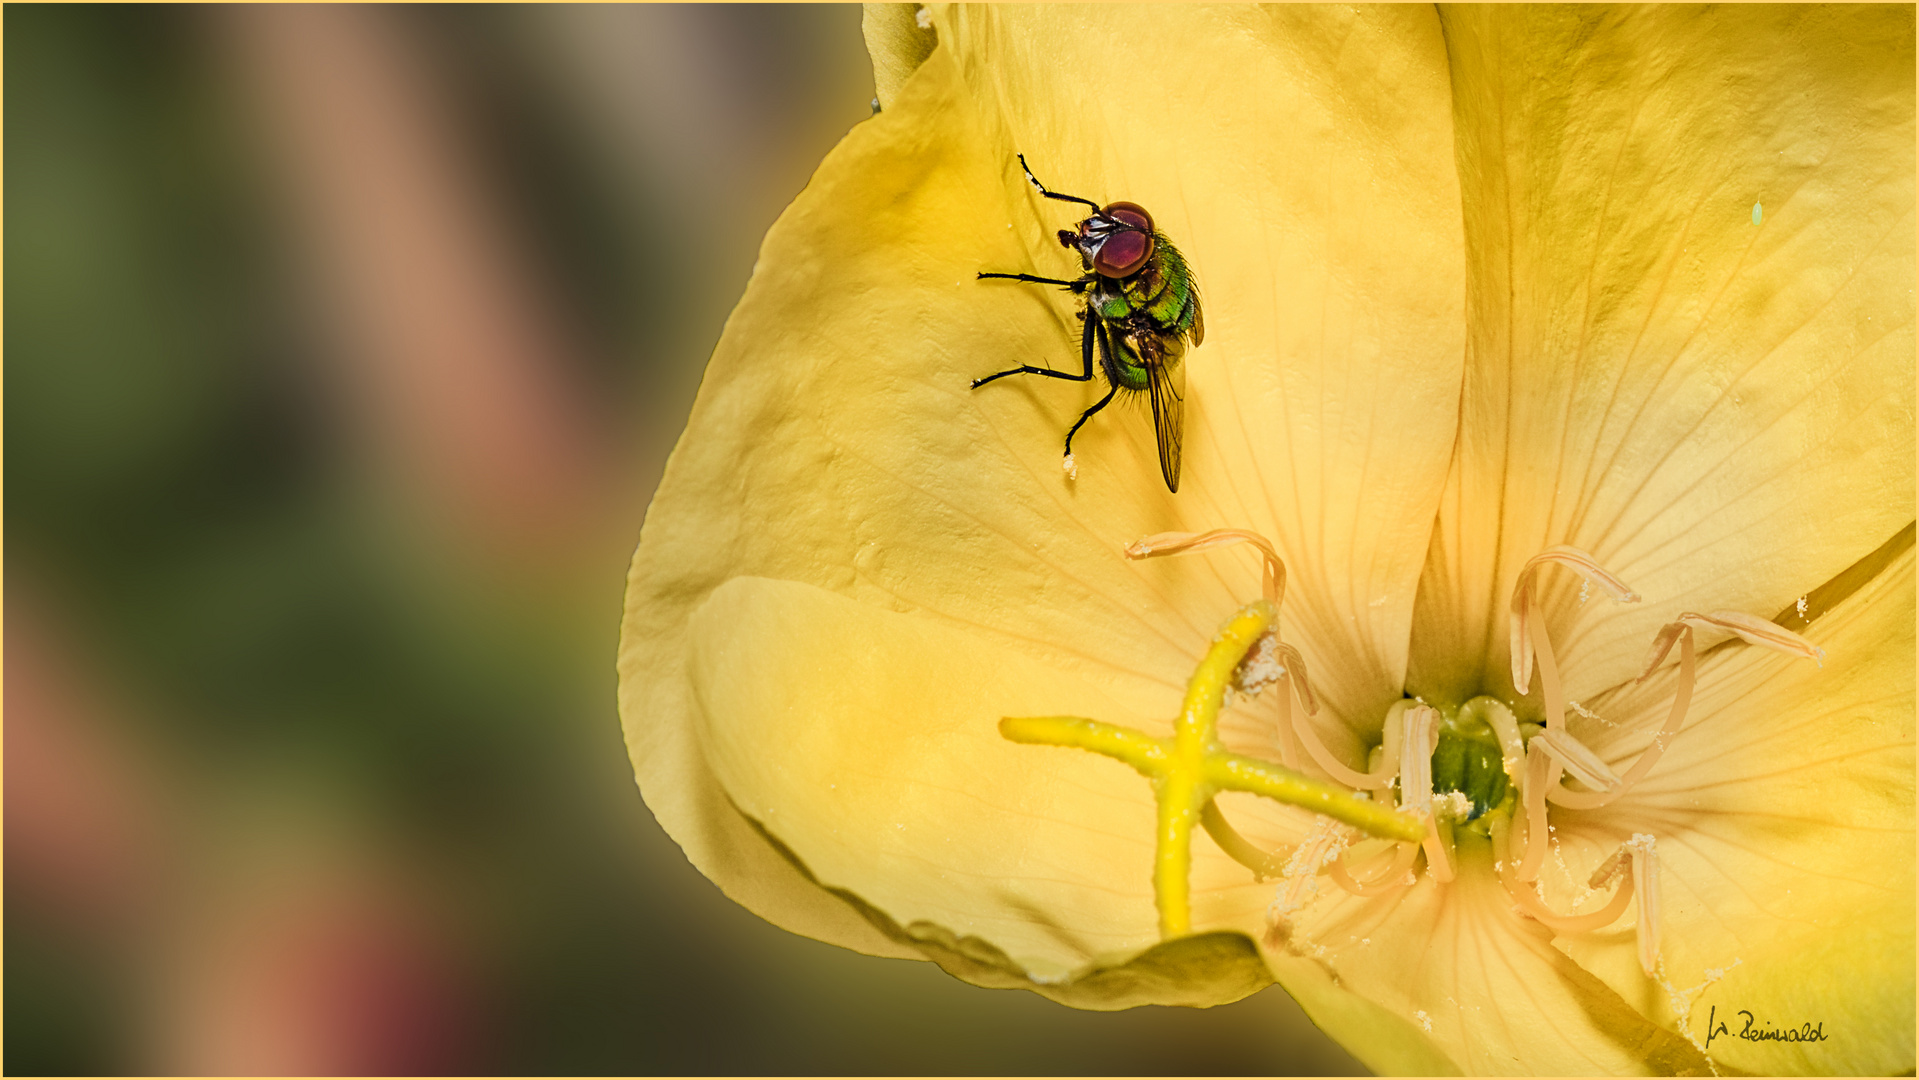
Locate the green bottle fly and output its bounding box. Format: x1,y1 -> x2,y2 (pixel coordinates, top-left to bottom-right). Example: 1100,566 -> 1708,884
974,155 -> 1204,492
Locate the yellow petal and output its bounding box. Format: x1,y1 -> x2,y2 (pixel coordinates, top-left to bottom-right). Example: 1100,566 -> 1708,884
623,8 -> 1465,953
1277,831 -> 1711,1075
861,3 -> 936,111
1262,949 -> 1465,1076
689,573 -> 1279,1006
1551,545 -> 1914,1074
1409,6 -> 1915,708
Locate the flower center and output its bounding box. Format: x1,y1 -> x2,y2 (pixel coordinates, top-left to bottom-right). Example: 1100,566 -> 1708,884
1428,705 -> 1508,822
993,523 -> 1829,991
1102,528 -> 1827,978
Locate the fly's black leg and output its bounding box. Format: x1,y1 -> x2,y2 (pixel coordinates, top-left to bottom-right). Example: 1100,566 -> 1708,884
972,313 -> 1097,389
1017,153 -> 1102,214
1059,320 -> 1120,477
1080,308 -> 1096,382
1063,384 -> 1120,457
971,364 -> 1090,388
1065,319 -> 1119,455
976,271 -> 1090,293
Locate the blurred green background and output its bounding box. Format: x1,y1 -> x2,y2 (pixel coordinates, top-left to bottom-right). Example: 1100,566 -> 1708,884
5,6 -> 1362,1073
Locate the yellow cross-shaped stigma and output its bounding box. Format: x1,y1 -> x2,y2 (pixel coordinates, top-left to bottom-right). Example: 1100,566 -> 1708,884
1000,599 -> 1426,939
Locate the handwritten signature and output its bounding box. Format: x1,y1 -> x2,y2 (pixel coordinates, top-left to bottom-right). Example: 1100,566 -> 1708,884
1704,1005 -> 1829,1049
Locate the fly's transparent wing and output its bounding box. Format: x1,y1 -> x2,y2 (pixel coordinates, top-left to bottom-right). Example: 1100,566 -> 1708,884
1146,353 -> 1186,493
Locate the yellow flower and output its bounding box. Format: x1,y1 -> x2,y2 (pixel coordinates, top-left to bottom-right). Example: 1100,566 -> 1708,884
619,6 -> 1913,1073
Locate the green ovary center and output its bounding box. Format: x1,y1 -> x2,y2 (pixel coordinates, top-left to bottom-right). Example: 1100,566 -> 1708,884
1426,699 -> 1511,824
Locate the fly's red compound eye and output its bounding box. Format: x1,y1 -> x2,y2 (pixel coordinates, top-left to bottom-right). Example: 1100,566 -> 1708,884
1101,202 -> 1153,233
1091,202 -> 1155,277
1092,229 -> 1152,277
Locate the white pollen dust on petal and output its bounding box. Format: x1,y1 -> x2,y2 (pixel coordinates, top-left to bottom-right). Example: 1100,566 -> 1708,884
1658,957 -> 1743,1075
1566,699 -> 1617,728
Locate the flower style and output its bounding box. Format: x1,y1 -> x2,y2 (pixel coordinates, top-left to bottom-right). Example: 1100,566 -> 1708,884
619,6 -> 1914,1074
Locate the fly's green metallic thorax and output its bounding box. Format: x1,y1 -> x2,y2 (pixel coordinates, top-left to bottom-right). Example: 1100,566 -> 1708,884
1090,233 -> 1200,393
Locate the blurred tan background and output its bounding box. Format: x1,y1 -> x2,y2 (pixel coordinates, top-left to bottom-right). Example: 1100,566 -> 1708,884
5,6 -> 1361,1073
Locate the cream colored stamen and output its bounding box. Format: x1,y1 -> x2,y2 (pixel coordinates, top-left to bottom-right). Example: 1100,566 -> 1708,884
1587,845 -> 1629,890
1490,548 -> 1828,980
1268,817 -> 1351,928
1650,610 -> 1825,668
1275,641 -> 1320,715
1493,816 -> 1637,935
1271,692 -> 1302,769
1509,547 -> 1640,732
1281,642 -> 1384,789
1360,700 -> 1412,792
1498,570 -> 1819,980
1126,529 -> 1286,607
1397,705 -> 1436,816
1551,610 -> 1822,810
1397,705 -> 1453,882
1267,641 -> 1305,770
1515,740 -> 1558,883
1533,728 -> 1621,793
1462,697 -> 1525,788
1628,833 -> 1661,978
1328,837 -> 1418,896
1327,703 -> 1434,896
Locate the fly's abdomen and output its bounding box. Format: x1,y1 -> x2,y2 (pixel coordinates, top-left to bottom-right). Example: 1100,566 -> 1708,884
1101,332 -> 1154,392
1101,324 -> 1185,393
